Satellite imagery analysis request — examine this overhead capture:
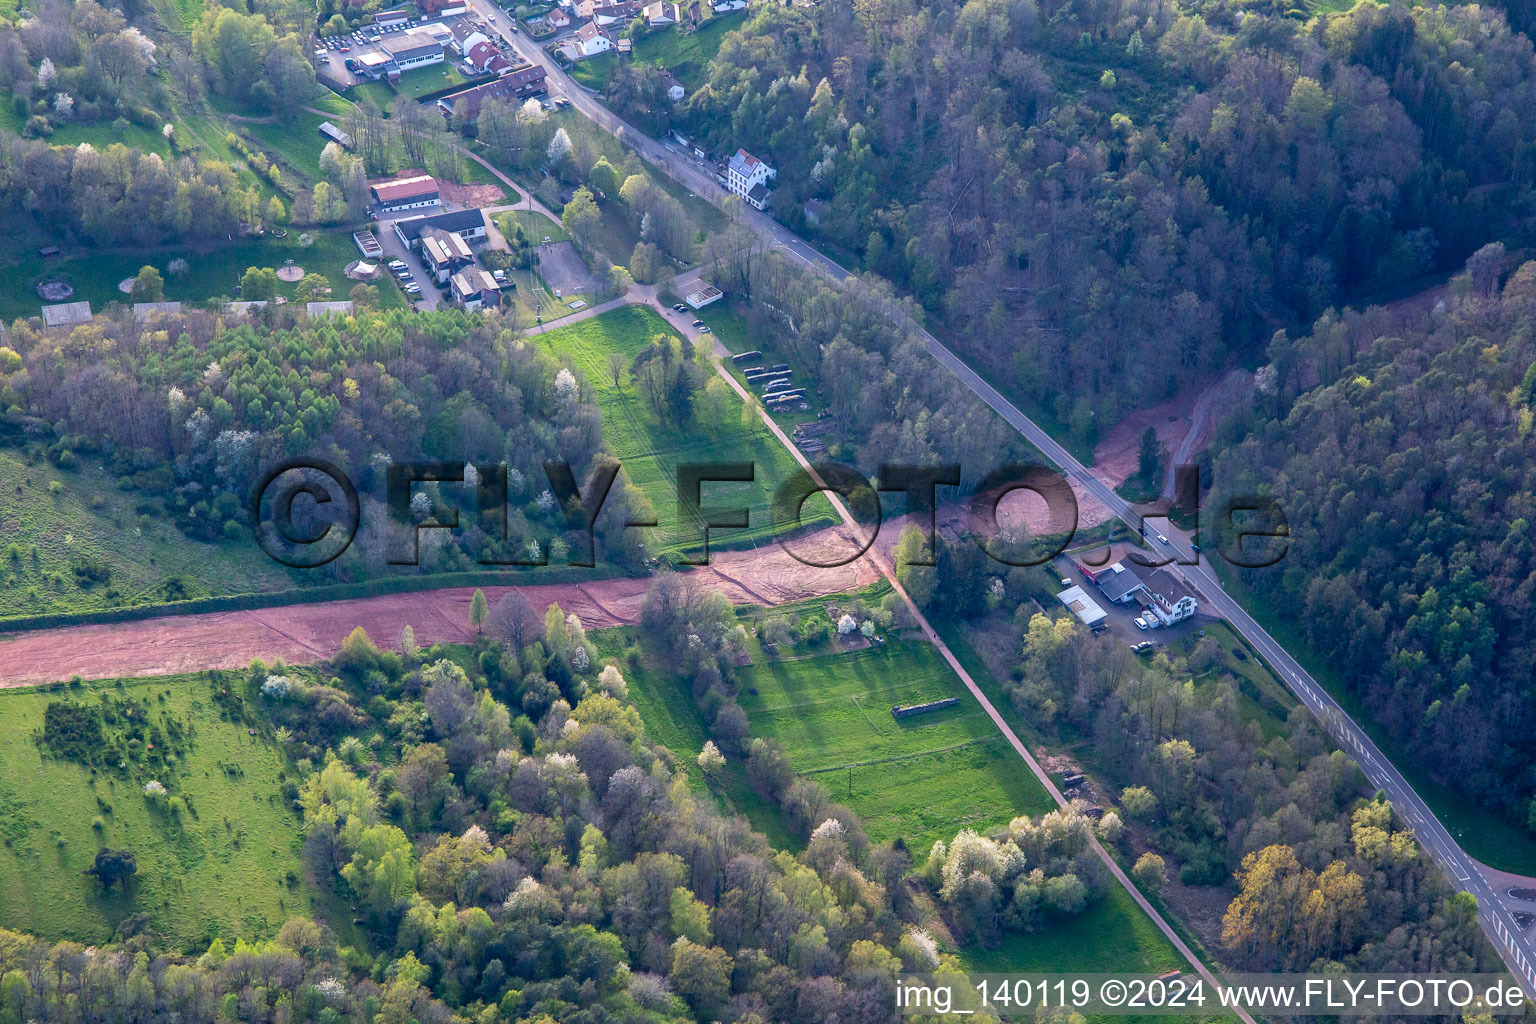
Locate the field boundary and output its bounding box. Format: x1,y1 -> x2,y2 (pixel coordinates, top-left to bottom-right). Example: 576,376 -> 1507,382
798,734 -> 1003,774
0,565 -> 616,636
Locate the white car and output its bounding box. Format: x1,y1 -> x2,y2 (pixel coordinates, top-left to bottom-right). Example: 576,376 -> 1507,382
1156,533 -> 1169,544
1134,617 -> 1149,630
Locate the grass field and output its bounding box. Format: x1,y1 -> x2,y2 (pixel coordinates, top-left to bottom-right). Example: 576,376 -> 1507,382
0,674 -> 311,948
736,637 -> 1055,854
0,448 -> 302,621
534,305 -> 838,558
0,227 -> 403,322
632,13 -> 745,89
237,112 -> 337,183
498,210 -> 568,244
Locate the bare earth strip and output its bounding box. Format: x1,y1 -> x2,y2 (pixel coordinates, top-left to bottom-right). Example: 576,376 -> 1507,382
0,529 -> 879,688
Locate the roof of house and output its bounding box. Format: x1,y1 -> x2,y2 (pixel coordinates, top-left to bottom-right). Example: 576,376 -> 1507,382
132,301 -> 183,318
372,174 -> 439,202
452,267 -> 500,295
729,148 -> 767,176
466,40 -> 499,65
485,53 -> 515,74
40,301 -> 92,327
643,1 -> 676,16
1145,569 -> 1197,607
746,181 -> 770,204
421,234 -> 453,267
393,207 -> 488,240
1095,559 -> 1153,603
548,8 -> 571,22
306,300 -> 355,317
577,21 -> 609,41
438,67 -> 547,119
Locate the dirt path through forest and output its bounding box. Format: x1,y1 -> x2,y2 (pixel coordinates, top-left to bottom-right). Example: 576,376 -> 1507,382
0,527 -> 880,688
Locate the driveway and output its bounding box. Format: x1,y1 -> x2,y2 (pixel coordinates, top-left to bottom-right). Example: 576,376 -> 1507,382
373,219 -> 441,309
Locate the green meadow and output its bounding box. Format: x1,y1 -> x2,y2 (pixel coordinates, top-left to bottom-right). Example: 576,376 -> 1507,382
0,674 -> 311,948
534,305 -> 838,559
735,637 -> 1056,854
0,448 -> 301,621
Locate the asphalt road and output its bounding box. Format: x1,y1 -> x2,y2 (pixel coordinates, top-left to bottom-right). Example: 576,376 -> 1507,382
466,1 -> 1536,991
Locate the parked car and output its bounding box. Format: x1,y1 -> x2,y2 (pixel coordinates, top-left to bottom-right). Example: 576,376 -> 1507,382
1131,641 -> 1155,655
697,325 -> 711,333
673,303 -> 686,312
691,319 -> 704,327
1134,617 -> 1149,630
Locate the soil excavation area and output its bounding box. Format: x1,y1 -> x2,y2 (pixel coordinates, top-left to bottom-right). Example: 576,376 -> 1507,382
0,526 -> 881,688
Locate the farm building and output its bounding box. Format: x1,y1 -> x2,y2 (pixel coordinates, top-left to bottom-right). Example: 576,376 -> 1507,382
319,122 -> 354,149
132,301 -> 183,321
891,698 -> 959,719
40,301 -> 92,328
371,174 -> 440,213
1056,585 -> 1107,629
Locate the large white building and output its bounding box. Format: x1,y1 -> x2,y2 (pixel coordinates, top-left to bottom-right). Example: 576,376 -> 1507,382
726,149 -> 775,209
382,29 -> 445,70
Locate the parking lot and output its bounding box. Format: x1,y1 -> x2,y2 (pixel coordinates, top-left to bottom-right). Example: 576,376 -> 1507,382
313,23 -> 412,86
373,221 -> 440,310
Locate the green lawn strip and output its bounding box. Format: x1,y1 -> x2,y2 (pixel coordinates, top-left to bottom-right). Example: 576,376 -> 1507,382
1207,559 -> 1536,875
498,210 -> 567,243
532,305 -> 837,557
567,55 -> 616,92
50,117 -> 174,156
0,674 -> 311,949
